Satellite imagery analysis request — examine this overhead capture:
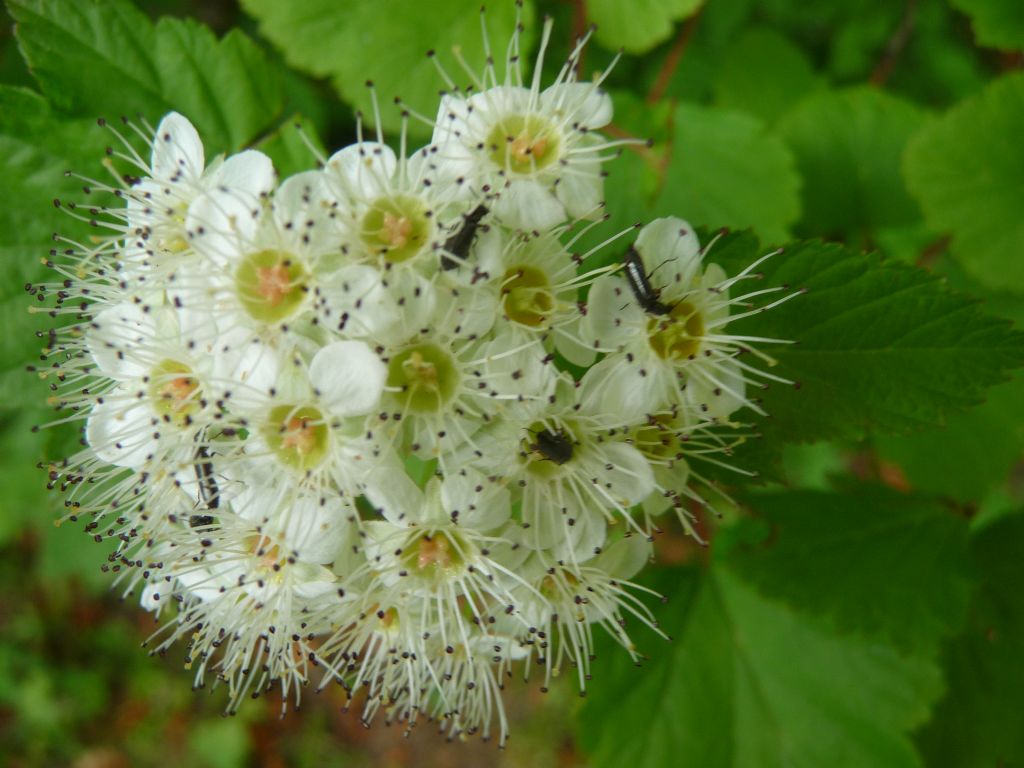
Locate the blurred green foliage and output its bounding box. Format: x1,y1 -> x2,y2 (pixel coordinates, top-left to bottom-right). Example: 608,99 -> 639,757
1,0 -> 1022,765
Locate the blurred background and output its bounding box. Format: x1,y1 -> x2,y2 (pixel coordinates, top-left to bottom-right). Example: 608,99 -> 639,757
2,0 -> 1022,765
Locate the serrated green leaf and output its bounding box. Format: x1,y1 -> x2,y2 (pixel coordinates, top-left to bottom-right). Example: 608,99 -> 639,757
8,0 -> 284,154
707,233 -> 1024,442
950,0 -> 1024,52
730,488 -> 973,653
777,87 -> 926,242
239,0 -> 529,140
713,27 -> 824,126
904,72 -> 1024,293
656,103 -> 800,244
875,375 -> 1024,502
0,87 -> 112,541
588,0 -> 702,54
578,564 -> 942,768
915,510 -> 1024,766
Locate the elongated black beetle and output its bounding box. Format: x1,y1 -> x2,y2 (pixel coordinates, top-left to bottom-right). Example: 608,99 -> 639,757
440,204 -> 489,271
623,245 -> 673,316
190,443 -> 219,528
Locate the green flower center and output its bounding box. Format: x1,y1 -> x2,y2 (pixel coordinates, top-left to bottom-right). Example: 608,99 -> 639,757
632,417 -> 684,462
236,249 -> 308,324
401,532 -> 466,584
148,360 -> 201,425
647,301 -> 705,361
501,266 -> 555,327
264,405 -> 329,471
486,114 -> 560,175
386,344 -> 459,414
360,195 -> 431,263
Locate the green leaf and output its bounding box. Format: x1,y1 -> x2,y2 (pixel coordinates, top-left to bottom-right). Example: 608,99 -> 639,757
916,510 -> 1024,766
730,488 -> 973,653
578,564 -> 942,768
875,375 -> 1024,502
38,522 -> 111,591
254,114 -> 325,179
239,0 -> 529,140
587,0 -> 702,54
777,87 -> 926,242
0,86 -> 107,390
0,408 -> 50,540
707,233 -> 1024,442
656,103 -> 800,244
950,0 -> 1024,52
573,90 -> 668,266
188,718 -> 251,768
904,72 -> 1024,293
0,87 -> 113,540
9,0 -> 284,154
712,27 -> 824,126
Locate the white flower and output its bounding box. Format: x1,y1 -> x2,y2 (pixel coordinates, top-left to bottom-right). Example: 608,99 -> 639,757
466,374 -> 656,559
36,14 -> 795,747
114,113 -> 275,276
583,217 -> 793,424
514,534 -> 660,691
431,19 -> 619,231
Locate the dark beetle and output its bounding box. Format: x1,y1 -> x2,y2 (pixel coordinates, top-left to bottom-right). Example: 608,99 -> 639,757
623,245 -> 672,316
190,443 -> 218,528
440,204 -> 489,271
531,428 -> 574,465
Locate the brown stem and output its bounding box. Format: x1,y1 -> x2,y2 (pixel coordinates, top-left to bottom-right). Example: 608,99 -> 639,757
647,12 -> 701,105
916,234 -> 951,269
870,0 -> 917,86
568,0 -> 589,75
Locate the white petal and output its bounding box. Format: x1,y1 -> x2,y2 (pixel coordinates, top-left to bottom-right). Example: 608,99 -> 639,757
591,442 -> 656,508
492,179 -> 566,231
688,354 -> 748,422
594,534 -> 652,580
441,471 -> 510,532
86,303 -> 153,379
151,112 -> 204,181
566,507 -> 608,561
364,462 -> 424,525
272,171 -> 335,253
309,340 -> 386,417
185,187 -> 261,266
579,353 -> 673,424
540,83 -> 613,129
280,494 -> 350,564
556,148 -> 604,221
325,142 -> 398,200
581,275 -> 639,349
212,334 -> 284,407
635,217 -> 703,297
86,397 -> 160,469
209,149 -> 276,197
318,264 -> 401,339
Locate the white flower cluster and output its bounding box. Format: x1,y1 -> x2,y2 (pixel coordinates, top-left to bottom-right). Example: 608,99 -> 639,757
35,18 -> 790,744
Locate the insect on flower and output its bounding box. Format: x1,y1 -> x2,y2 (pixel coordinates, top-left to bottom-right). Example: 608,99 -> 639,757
189,442 -> 219,528
30,4 -> 799,746
623,245 -> 673,316
440,203 -> 489,270
528,426 -> 575,465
